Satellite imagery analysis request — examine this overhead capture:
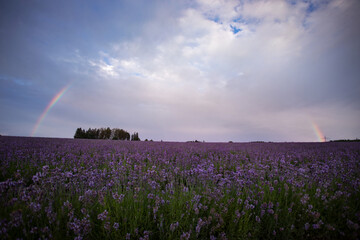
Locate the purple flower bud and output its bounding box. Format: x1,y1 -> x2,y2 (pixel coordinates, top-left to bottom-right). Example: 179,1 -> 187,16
113,222 -> 119,230
97,210 -> 108,221
305,223 -> 310,231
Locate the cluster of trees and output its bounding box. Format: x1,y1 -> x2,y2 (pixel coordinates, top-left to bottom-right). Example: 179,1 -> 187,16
130,132 -> 140,141
74,127 -> 140,141
330,138 -> 360,142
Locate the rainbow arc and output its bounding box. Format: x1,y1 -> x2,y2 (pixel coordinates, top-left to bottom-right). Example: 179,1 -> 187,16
312,122 -> 326,142
31,84 -> 71,136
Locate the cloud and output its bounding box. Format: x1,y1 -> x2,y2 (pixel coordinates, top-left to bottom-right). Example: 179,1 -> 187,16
0,0 -> 359,141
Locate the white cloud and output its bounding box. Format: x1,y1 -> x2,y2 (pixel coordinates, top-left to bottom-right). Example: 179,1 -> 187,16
33,0 -> 360,141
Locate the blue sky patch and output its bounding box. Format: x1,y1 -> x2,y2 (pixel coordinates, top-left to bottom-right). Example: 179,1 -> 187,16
230,25 -> 242,34
103,57 -> 111,65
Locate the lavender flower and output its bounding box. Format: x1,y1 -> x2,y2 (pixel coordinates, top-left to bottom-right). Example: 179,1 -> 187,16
97,210 -> 108,221
170,222 -> 179,232
313,223 -> 320,230
1,136 -> 360,239
113,222 -> 119,230
305,223 -> 310,231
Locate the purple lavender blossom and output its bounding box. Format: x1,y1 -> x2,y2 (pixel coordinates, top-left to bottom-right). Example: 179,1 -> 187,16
97,210 -> 108,221
0,136 -> 359,239
113,222 -> 119,230
170,222 -> 179,232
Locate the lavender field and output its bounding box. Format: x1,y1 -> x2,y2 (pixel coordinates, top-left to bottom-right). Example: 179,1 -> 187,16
0,136 -> 359,239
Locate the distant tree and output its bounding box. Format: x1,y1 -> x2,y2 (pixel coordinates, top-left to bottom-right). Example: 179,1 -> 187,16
74,128 -> 86,138
131,132 -> 140,141
74,128 -> 80,138
95,128 -> 100,139
98,128 -> 106,139
120,129 -> 130,140
74,127 -> 136,140
84,128 -> 89,138
112,129 -> 119,140
125,131 -> 130,140
104,127 -> 111,139
85,128 -> 97,139
91,128 -> 96,139
330,138 -> 360,142
112,128 -> 130,140
114,128 -> 130,140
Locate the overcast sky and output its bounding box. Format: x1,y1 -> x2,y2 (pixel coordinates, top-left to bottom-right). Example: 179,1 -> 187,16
1,0 -> 359,142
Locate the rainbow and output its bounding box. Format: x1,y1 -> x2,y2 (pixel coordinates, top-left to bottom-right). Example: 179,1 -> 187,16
312,122 -> 326,142
31,84 -> 71,136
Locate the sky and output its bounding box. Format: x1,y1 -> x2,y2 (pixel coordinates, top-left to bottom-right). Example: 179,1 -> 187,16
0,0 -> 359,142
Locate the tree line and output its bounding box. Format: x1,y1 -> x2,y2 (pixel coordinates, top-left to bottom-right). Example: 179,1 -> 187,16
74,127 -> 140,141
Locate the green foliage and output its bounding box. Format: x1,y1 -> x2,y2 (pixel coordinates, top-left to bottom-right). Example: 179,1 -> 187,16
113,128 -> 130,140
131,132 -> 140,141
74,127 -> 86,138
73,127 -> 133,141
330,139 -> 360,142
1,138 -> 359,239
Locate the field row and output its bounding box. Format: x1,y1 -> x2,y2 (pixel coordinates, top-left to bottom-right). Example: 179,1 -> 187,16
0,137 -> 359,239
